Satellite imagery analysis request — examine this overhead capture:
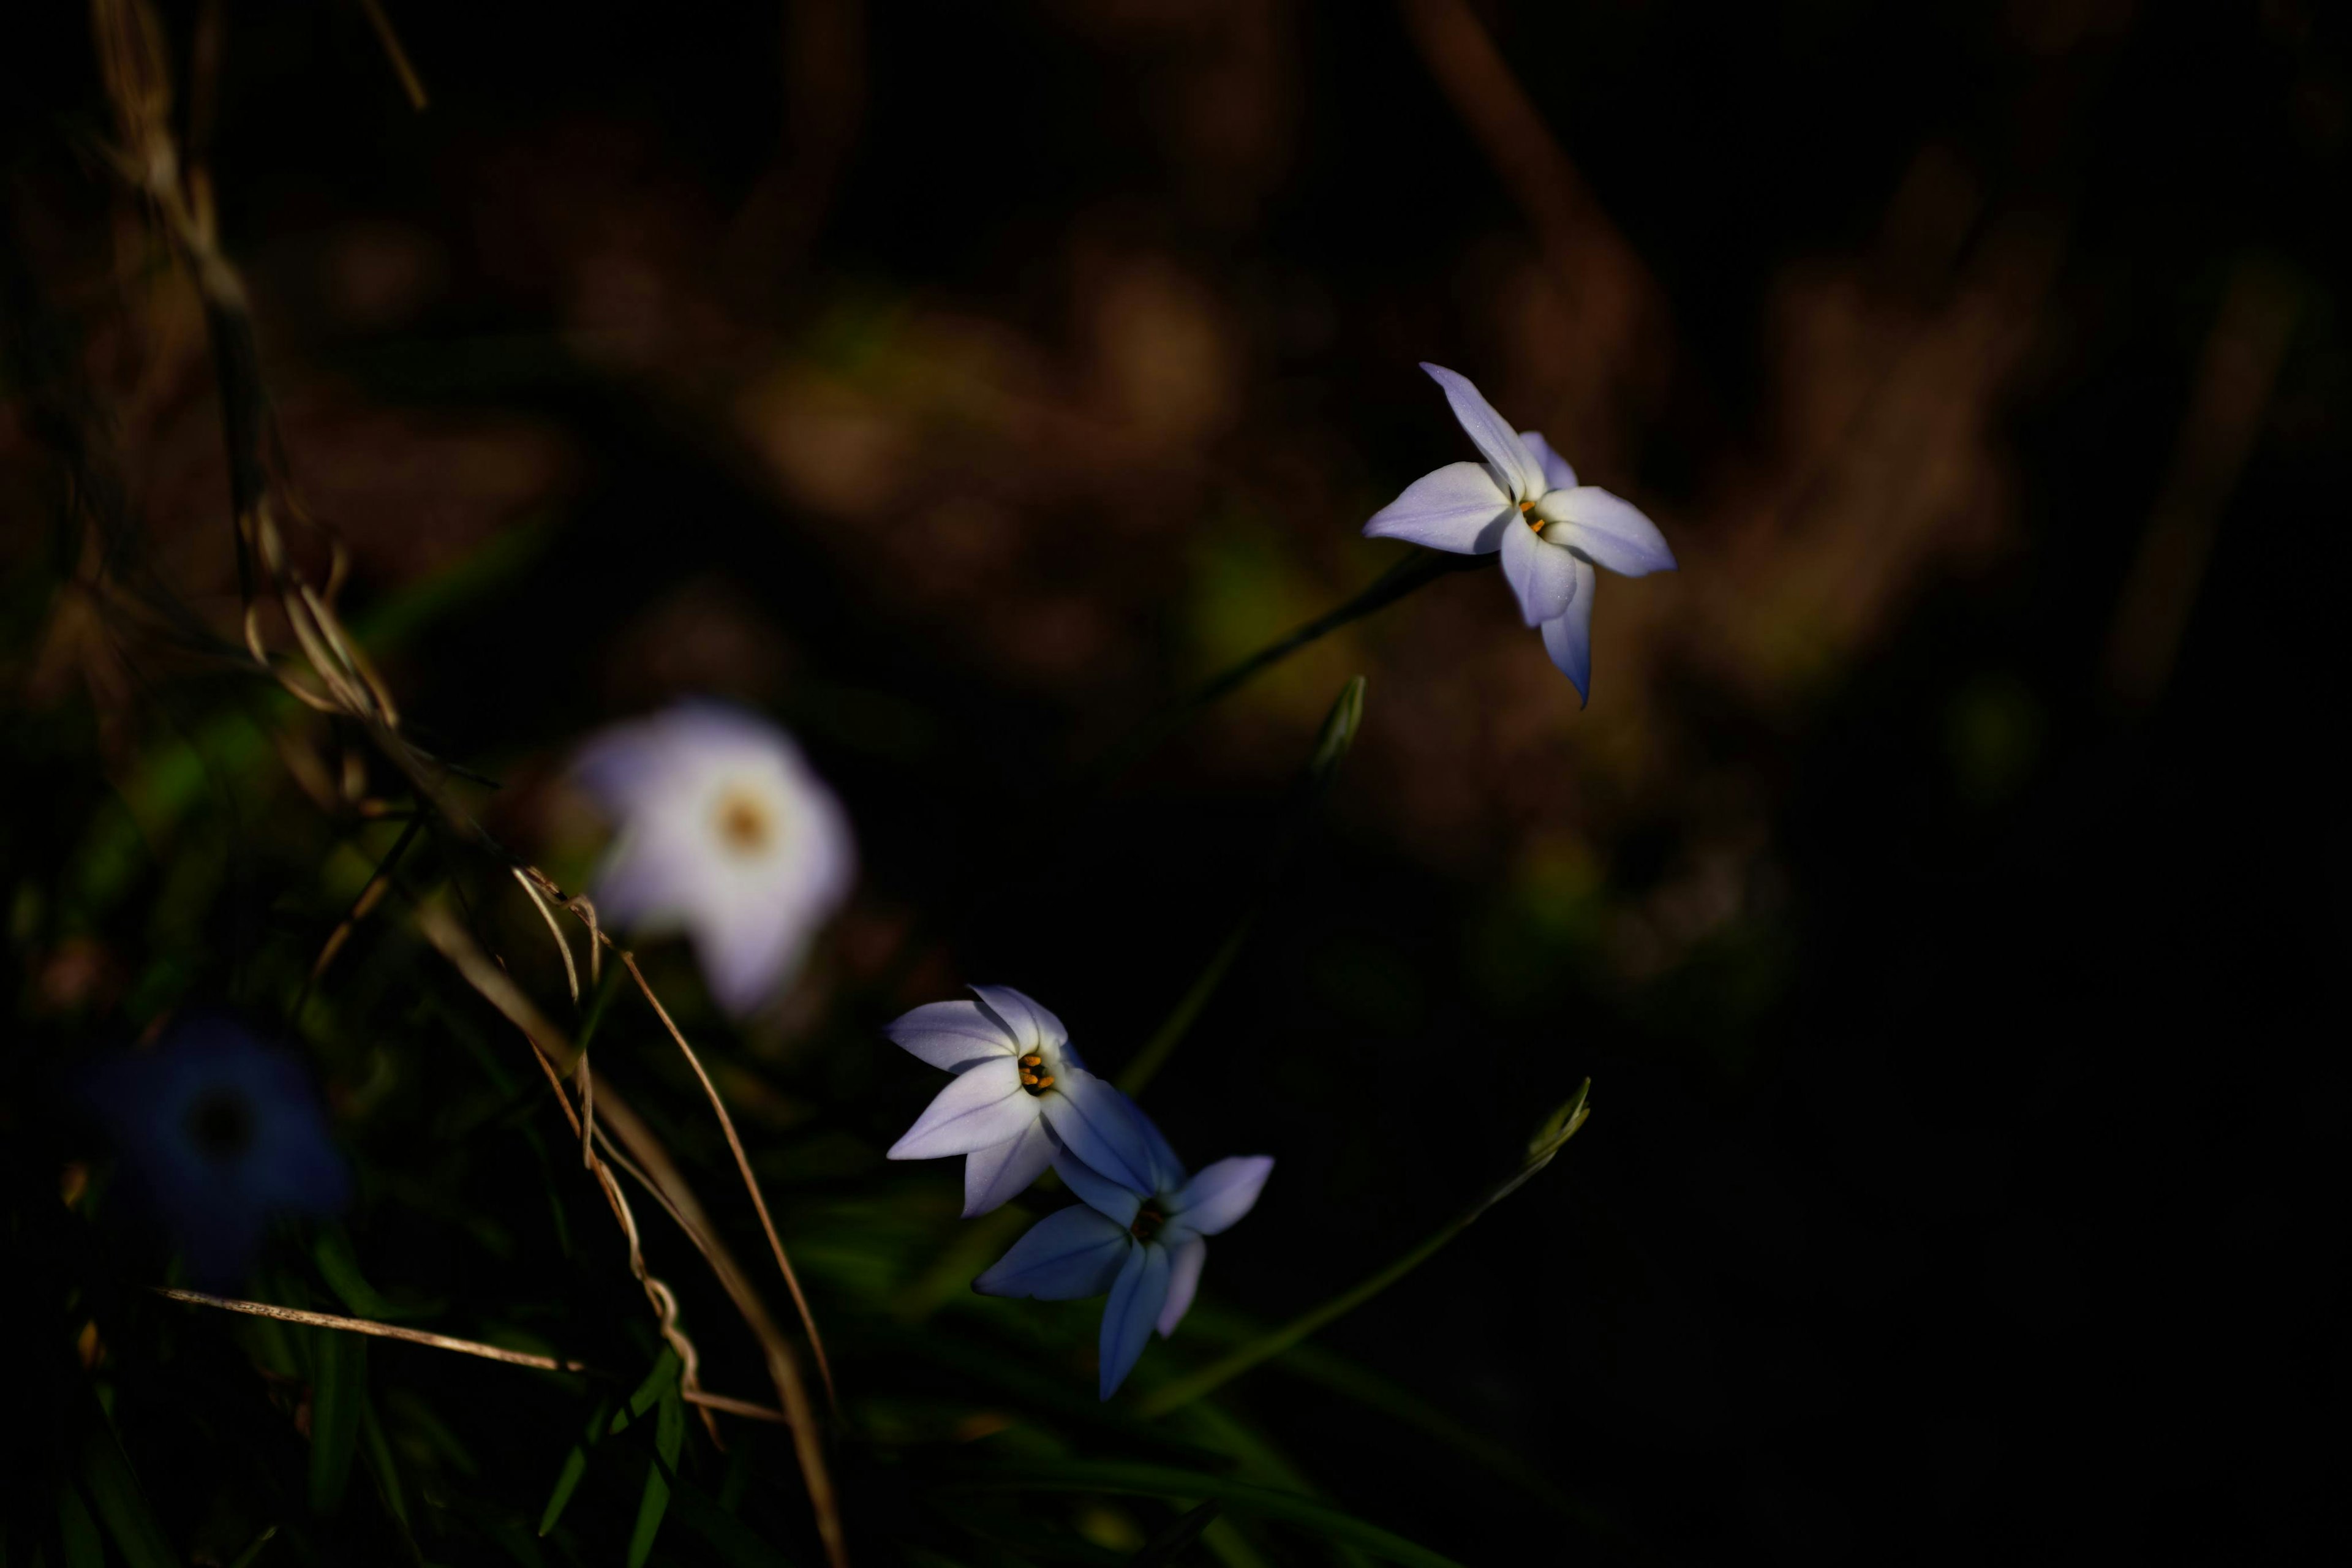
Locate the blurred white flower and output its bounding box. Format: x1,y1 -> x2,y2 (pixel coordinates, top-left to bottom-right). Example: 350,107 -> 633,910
1365,362 -> 1675,701
571,701 -> 856,1015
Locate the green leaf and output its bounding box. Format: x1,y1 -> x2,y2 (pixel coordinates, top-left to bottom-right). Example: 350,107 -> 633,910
624,1379 -> 687,1568
56,1484 -> 104,1568
936,1462 -> 1461,1568
315,1226 -> 425,1321
610,1345 -> 682,1436
360,1399 -> 412,1533
225,1526 -> 279,1568
1127,1501 -> 1219,1566
75,1392 -> 178,1568
307,1327 -> 368,1514
669,1476 -> 801,1568
537,1395 -> 612,1537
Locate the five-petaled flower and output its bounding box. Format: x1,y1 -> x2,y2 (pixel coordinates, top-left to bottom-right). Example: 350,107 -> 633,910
974,1129 -> 1273,1400
82,1016 -> 350,1287
1365,362 -> 1675,701
884,986 -> 1159,1215
571,701 -> 856,1017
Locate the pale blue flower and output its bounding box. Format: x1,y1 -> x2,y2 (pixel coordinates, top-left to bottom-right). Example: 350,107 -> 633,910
973,1118 -> 1273,1400
571,701 -> 856,1016
83,1017 -> 350,1287
1364,363 -> 1675,701
884,986 -> 1159,1215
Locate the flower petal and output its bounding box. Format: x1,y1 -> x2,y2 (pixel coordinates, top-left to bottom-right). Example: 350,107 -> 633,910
1167,1155 -> 1273,1237
962,1117 -> 1057,1216
1363,462 -> 1515,555
1155,1235 -> 1207,1338
973,1205 -> 1131,1300
1053,1150 -> 1144,1227
1499,511 -> 1581,627
1099,1241 -> 1174,1400
1534,487 -> 1676,578
1539,557 -> 1599,703
886,1058 -> 1035,1159
1039,1072 -> 1157,1195
968,986 -> 1069,1054
1420,363 -> 1545,502
885,1000 -> 1014,1072
1519,431 -> 1578,493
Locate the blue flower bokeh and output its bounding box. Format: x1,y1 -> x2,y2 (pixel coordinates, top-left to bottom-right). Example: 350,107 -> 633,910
83,1017 -> 350,1287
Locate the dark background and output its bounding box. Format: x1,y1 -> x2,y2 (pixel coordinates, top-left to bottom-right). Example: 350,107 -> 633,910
4,0 -> 2346,1561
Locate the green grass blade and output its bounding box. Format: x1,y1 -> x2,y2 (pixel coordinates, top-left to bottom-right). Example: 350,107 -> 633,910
315,1226 -> 422,1321
224,1526 -> 279,1568
624,1379 -> 687,1568
537,1395 -> 612,1537
611,1345 -> 682,1435
937,1461 -> 1461,1568
669,1475 -> 802,1568
1126,1501 -> 1219,1566
307,1327 -> 368,1514
360,1398 -> 412,1532
75,1392 -> 178,1568
57,1484 -> 104,1568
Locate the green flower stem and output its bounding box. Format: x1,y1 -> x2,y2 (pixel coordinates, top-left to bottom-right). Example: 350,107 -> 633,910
1092,548 -> 1488,786
1117,675 -> 1365,1099
1140,1082 -> 1593,1417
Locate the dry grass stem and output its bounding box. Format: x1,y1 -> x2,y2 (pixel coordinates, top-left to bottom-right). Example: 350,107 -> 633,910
613,948 -> 840,1419
148,1288 -> 788,1423
513,865 -> 582,1003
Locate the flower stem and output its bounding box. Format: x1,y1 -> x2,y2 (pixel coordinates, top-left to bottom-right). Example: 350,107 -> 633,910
1117,675 -> 1365,1098
1139,1081 -> 1591,1417
1092,548 -> 1488,785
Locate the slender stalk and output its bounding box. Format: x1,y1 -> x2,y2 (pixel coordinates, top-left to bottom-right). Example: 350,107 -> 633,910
1118,676 -> 1365,1098
1140,1082 -> 1592,1417
1091,549 -> 1486,785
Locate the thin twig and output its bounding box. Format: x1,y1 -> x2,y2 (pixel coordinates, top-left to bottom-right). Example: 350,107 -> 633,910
513,865 -> 581,1004
612,948 -> 840,1420
148,1288 -> 786,1423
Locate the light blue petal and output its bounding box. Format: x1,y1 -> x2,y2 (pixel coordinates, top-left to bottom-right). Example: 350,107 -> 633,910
1167,1155 -> 1273,1237
1363,462 -> 1514,555
1134,1109 -> 1187,1197
1054,1150 -> 1144,1226
1039,1071 -> 1156,1194
1537,486 -> 1676,578
1155,1235 -> 1207,1338
1499,510 -> 1580,627
1420,363 -> 1545,502
973,1206 -> 1131,1300
1539,557 -> 1598,703
886,1058 -> 1035,1159
1519,431 -> 1578,493
962,1118 -> 1057,1216
884,1000 -> 1014,1072
1098,1241 -> 1174,1400
968,985 -> 1069,1052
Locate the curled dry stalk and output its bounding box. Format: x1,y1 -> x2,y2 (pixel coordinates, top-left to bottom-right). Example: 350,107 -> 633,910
86,2 -> 846,1561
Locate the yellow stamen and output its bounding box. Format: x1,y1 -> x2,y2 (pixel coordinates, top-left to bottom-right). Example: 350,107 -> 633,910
1033,1074 -> 1055,1090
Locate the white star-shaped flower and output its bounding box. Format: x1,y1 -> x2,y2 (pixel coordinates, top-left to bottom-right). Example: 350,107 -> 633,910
1365,363 -> 1676,701
882,986 -> 1158,1215
571,701 -> 856,1016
